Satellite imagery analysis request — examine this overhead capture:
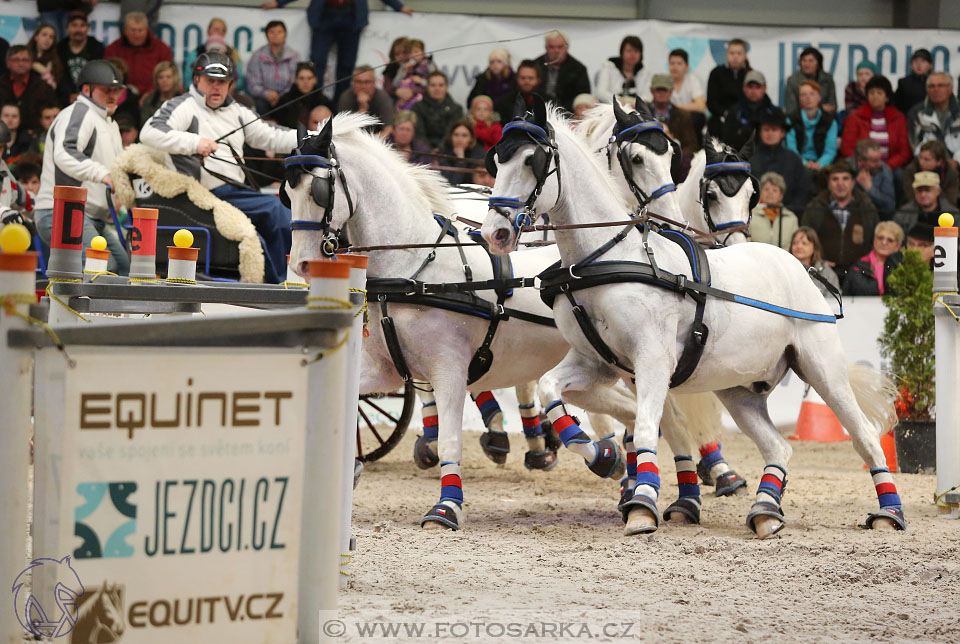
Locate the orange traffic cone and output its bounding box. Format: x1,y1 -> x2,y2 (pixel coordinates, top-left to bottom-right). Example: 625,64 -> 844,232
789,386 -> 850,442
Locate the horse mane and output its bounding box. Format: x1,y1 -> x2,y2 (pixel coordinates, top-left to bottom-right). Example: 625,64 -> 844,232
574,103 -> 614,148
547,105 -> 628,209
330,111 -> 455,216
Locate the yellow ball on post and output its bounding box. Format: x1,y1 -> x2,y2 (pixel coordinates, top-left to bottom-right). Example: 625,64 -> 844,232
0,223 -> 32,254
90,235 -> 108,251
173,229 -> 194,248
939,212 -> 955,228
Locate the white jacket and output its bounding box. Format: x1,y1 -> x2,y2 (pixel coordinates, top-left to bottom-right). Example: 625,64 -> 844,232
35,94 -> 122,220
140,85 -> 298,191
595,59 -> 652,105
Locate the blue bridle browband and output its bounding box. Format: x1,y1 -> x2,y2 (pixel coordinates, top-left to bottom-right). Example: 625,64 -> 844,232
290,220 -> 327,231
615,120 -> 665,141
284,154 -> 331,168
704,161 -> 752,176
501,120 -> 550,142
487,197 -> 522,209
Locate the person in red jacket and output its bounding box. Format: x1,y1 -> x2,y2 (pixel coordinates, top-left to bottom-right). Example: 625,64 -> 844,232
840,75 -> 910,170
469,94 -> 501,151
103,11 -> 172,96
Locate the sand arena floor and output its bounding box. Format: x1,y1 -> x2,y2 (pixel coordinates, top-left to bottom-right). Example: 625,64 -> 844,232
344,429 -> 960,643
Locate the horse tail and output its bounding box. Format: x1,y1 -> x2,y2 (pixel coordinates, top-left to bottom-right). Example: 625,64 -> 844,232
667,392 -> 724,454
847,363 -> 897,436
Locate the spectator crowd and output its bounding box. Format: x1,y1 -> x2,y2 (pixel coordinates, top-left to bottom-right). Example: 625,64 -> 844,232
2,2 -> 956,292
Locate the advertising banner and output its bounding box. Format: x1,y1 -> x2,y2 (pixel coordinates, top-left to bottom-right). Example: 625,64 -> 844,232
29,347 -> 307,642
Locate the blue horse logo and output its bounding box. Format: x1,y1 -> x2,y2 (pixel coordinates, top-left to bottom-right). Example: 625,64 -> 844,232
11,555 -> 85,638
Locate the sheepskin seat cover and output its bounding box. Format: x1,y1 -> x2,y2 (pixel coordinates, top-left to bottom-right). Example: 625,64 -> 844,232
110,144 -> 265,282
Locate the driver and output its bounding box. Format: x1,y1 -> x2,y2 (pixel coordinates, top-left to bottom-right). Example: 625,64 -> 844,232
34,59 -> 129,274
141,52 -> 298,283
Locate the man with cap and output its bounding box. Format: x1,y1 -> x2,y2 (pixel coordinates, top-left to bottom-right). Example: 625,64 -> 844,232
649,73 -> 698,162
33,60 -> 128,274
721,69 -> 781,150
906,71 -> 960,162
56,10 -> 105,96
894,170 -> 960,235
905,223 -> 937,266
140,51 -> 299,284
895,48 -> 932,115
752,110 -> 809,215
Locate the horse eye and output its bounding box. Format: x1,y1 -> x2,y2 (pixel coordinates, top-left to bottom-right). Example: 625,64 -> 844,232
631,154 -> 643,165
707,192 -> 719,201
524,156 -> 534,167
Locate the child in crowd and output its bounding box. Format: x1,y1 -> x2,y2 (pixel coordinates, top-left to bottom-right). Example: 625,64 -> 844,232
13,161 -> 41,197
469,95 -> 501,151
382,37 -> 411,101
29,104 -> 60,155
1,103 -> 33,162
393,39 -> 435,111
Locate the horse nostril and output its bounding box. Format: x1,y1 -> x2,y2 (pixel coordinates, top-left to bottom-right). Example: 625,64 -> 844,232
494,229 -> 510,244
297,261 -> 310,277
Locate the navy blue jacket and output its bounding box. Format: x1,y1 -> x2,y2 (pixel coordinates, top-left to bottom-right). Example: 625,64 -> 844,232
276,0 -> 406,30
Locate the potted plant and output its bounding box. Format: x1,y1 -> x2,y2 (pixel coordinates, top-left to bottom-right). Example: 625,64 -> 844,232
879,248 -> 936,473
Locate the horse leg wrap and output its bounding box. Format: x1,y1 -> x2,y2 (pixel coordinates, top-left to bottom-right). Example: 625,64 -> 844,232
621,494 -> 660,531
413,404 -> 440,470
422,463 -> 464,530
746,464 -> 787,534
518,401 -> 547,457
587,437 -> 626,479
696,442 -> 730,486
540,414 -> 562,452
474,391 -> 509,464
864,468 -> 907,530
631,449 -> 660,501
663,456 -> 702,524
478,431 -> 510,464
713,470 -> 748,497
545,399 -> 599,465
618,476 -> 635,511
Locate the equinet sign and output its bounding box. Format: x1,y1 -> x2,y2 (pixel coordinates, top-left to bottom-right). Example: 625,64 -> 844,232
78,380 -> 295,438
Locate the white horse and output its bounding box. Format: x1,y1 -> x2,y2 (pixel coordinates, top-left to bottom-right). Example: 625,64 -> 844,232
480,97 -> 903,538
288,114 -> 644,530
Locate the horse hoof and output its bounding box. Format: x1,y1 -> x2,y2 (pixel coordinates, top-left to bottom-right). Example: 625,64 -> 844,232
421,521 -> 450,531
753,515 -> 785,539
864,507 -> 907,531
696,459 -> 715,487
624,507 -> 659,536
662,498 -> 701,525
524,449 -> 558,471
871,517 -> 897,531
541,416 -> 562,453
714,471 -> 749,497
587,438 -> 625,479
420,503 -> 461,531
479,431 -> 510,465
666,513 -> 695,525
413,435 -> 439,470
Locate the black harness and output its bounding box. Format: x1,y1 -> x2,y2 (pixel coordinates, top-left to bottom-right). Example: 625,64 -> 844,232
700,159 -> 759,246
608,119 -> 680,210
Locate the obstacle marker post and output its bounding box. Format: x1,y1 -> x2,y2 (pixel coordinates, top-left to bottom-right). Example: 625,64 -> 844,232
47,185 -> 86,325
166,228 -> 198,284
934,213 -> 959,517
129,207 -> 159,282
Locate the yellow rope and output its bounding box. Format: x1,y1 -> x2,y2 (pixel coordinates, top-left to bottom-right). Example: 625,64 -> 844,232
165,277 -> 197,285
129,277 -> 160,284
306,295 -> 353,311
300,330 -> 350,366
282,280 -> 308,289
339,552 -> 352,577
934,484 -> 960,507
83,270 -> 118,282
1,293 -> 75,366
46,278 -> 90,322
934,291 -> 960,323
349,287 -> 368,320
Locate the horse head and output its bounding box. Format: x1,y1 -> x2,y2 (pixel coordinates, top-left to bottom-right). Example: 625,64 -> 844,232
699,135 -> 759,245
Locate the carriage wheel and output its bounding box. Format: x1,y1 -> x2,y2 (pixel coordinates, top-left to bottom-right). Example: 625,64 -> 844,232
356,382 -> 415,462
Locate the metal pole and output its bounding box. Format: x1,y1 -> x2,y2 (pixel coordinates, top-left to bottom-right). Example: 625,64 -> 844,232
933,218 -> 959,517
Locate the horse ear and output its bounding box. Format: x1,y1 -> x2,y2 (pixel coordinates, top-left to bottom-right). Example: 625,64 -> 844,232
532,93 -> 547,127
613,97 -> 631,128
739,131 -> 756,162
316,116 -> 333,151
705,137 -> 722,165
634,97 -> 653,120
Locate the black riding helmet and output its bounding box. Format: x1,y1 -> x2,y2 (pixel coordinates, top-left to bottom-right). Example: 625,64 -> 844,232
77,60 -> 124,88
193,51 -> 234,80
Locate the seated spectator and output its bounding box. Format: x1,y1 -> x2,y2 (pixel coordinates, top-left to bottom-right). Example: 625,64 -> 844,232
0,46 -> 58,133
596,35 -> 650,105
28,103 -> 60,155
905,223 -> 937,265
752,111 -> 809,215
572,93 -> 596,120
649,74 -> 698,163
246,20 -> 300,115
907,72 -> 960,161
784,46 -> 837,114
668,48 -> 706,113
902,140 -> 959,204
1,103 -> 33,162
386,111 -> 432,165
183,18 -> 246,95
467,49 -> 515,108
721,70 -> 780,150
139,61 -> 183,127
749,171 -> 798,250
843,220 -> 904,295
894,48 -> 932,116
382,37 -> 411,102
496,60 -> 540,125
307,104 -> 333,131
789,226 -> 840,298
844,60 -> 876,114
895,171 -> 960,233
786,80 -> 838,173
707,38 -> 749,137
106,57 -> 141,127
850,139 -> 896,220
57,11 -> 104,97
104,12 -> 173,96
471,166 -> 495,188
438,119 -> 484,184
337,65 -> 395,137
469,95 -> 501,151
801,160 -> 878,277
534,31 -> 590,113
840,75 -> 910,171
116,112 -> 139,148
412,71 -> 463,150
28,23 -> 64,94
13,160 -> 41,197
275,62 -> 333,130
392,39 -> 436,111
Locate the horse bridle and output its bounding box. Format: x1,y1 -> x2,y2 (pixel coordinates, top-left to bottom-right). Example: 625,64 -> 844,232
282,142 -> 356,257
485,120 -> 561,244
608,120 -> 680,210
699,160 -> 759,246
